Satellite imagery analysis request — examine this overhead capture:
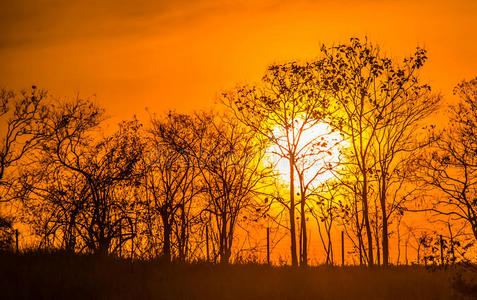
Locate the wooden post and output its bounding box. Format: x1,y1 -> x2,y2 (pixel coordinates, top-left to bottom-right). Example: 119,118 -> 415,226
15,229 -> 19,253
440,235 -> 444,265
405,241 -> 408,266
266,227 -> 270,265
341,231 -> 344,266
448,223 -> 455,264
119,227 -> 122,258
450,238 -> 455,264
206,224 -> 210,263
130,238 -> 134,263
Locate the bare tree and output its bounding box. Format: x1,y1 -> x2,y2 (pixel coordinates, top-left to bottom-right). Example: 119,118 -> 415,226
309,181 -> 342,265
19,167 -> 90,251
0,86 -> 46,250
141,112 -> 201,262
416,77 -> 477,245
21,99 -> 144,255
19,98 -> 102,250
223,62 -> 332,266
318,38 -> 437,265
191,113 -> 272,264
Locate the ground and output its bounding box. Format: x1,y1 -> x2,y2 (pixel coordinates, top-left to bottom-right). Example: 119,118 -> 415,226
1,252 -> 476,299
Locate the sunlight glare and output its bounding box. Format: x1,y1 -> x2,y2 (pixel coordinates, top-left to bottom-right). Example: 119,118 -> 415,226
267,121 -> 343,188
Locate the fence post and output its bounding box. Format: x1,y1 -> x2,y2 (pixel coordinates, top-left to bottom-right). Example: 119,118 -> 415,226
266,227 -> 270,265
448,223 -> 455,264
450,236 -> 455,264
341,231 -> 344,266
119,227 -> 122,258
130,238 -> 134,263
206,224 -> 210,263
15,229 -> 19,253
440,234 -> 444,265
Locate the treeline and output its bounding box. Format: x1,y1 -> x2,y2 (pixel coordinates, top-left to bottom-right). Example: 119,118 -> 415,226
0,38 -> 476,266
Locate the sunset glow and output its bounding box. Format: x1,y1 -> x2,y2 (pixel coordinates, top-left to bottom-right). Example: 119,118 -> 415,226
267,121 -> 343,187
1,1 -> 476,298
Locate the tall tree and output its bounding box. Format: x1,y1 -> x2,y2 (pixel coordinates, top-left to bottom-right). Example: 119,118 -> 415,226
318,38 -> 438,265
223,62 -> 332,266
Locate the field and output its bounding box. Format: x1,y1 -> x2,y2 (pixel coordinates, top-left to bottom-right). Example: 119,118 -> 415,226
1,252 -> 476,300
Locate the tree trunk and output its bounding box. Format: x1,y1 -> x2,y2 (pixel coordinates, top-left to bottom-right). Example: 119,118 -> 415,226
289,154 -> 298,267
97,238 -> 110,256
362,174 -> 374,267
66,213 -> 77,252
355,196 -> 364,266
179,206 -> 187,262
220,214 -> 229,264
300,186 -> 308,266
376,232 -> 381,266
380,178 -> 389,266
161,212 -> 172,262
382,217 -> 389,266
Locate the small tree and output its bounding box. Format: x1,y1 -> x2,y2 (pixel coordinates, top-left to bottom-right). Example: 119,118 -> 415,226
0,86 -> 46,250
21,99 -> 144,255
309,181 -> 342,265
192,113 -> 272,264
417,77 -> 477,245
142,112 -> 201,262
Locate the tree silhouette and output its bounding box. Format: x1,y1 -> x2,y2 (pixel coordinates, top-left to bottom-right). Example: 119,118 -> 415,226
223,61 -> 332,266
2,38 -> 475,270
190,113 -> 272,263
141,112 -> 201,262
417,77 -> 477,244
0,86 -> 46,250
20,99 -> 144,255
309,180 -> 343,265
318,38 -> 438,266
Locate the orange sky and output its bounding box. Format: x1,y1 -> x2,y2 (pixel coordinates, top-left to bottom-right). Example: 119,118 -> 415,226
1,0 -> 476,124
2,0 -> 476,263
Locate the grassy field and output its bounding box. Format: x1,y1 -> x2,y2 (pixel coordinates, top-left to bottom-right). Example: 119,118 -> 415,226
1,252 -> 476,299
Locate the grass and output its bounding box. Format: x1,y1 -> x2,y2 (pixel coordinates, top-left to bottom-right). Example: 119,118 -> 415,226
0,251 -> 476,299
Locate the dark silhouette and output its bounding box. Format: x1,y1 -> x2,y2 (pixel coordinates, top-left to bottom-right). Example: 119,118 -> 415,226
0,87 -> 46,250
316,38 -> 439,266
416,77 -> 477,244
223,61 -> 333,266
0,38 -> 476,300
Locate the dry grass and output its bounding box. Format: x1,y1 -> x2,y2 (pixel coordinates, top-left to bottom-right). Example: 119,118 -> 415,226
0,251 -> 476,299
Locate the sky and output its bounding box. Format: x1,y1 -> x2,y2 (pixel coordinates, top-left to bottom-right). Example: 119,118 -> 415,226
1,0 -> 476,124
1,0 -> 476,263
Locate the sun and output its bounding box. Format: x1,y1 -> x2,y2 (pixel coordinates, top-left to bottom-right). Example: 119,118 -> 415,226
267,121 -> 343,187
